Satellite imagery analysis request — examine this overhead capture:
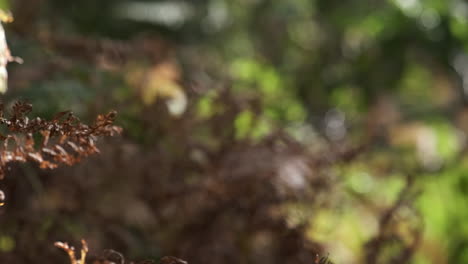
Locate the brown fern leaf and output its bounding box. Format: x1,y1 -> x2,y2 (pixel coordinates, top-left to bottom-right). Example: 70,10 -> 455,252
55,239 -> 88,264
0,102 -> 121,179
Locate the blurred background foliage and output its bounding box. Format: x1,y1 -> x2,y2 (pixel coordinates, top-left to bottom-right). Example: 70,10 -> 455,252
0,0 -> 468,263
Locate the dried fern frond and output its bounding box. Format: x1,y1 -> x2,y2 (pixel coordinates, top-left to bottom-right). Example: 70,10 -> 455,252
55,240 -> 188,264
0,102 -> 121,179
55,239 -> 88,264
0,102 -> 120,205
